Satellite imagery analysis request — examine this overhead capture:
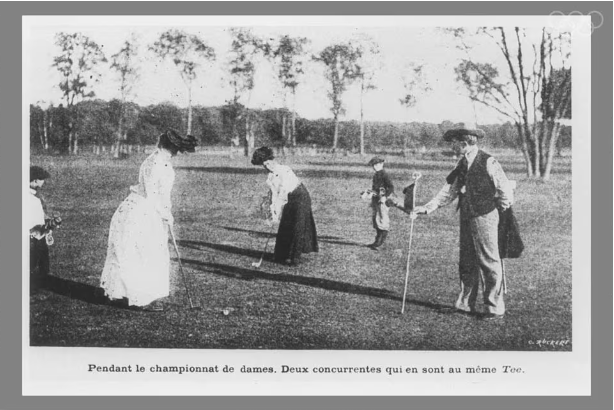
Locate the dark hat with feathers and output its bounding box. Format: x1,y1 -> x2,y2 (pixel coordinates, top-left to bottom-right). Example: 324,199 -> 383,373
162,129 -> 198,153
443,122 -> 485,142
251,147 -> 275,166
30,166 -> 50,182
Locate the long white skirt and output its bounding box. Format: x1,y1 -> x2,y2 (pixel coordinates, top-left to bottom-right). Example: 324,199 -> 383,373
100,193 -> 170,306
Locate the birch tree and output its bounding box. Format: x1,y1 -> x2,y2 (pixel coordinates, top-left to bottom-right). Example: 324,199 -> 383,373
267,34 -> 310,148
351,34 -> 381,156
227,27 -> 269,157
52,32 -> 107,155
110,34 -> 140,158
150,29 -> 216,134
313,43 -> 359,151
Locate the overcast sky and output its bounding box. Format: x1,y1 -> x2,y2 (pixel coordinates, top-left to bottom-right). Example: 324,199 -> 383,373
24,16 -> 572,125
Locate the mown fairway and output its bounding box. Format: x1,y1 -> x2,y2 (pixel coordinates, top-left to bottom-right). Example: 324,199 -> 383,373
29,149 -> 572,350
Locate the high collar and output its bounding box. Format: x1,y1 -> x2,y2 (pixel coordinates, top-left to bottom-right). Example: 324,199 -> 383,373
156,148 -> 173,161
464,145 -> 479,165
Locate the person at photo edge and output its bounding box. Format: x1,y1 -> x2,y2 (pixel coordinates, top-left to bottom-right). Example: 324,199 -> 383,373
413,122 -> 514,321
100,129 -> 197,311
251,147 -> 319,266
29,166 -> 51,292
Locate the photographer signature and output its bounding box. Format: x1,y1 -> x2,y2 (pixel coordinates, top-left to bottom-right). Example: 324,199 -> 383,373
528,338 -> 570,348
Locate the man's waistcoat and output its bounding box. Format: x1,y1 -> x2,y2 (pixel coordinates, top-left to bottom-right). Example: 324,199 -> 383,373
461,150 -> 497,217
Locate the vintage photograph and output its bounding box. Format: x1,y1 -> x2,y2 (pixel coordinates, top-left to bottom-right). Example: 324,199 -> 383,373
25,15 -> 579,356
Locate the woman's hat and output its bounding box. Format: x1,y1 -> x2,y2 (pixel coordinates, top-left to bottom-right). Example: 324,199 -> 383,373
251,147 -> 275,166
30,166 -> 50,182
368,157 -> 385,166
164,129 -> 198,153
443,121 -> 485,142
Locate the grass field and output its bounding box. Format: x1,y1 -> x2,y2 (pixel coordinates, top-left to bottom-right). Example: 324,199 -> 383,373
28,149 -> 572,351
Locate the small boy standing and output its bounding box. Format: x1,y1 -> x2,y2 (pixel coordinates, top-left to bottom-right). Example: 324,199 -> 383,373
366,157 -> 395,250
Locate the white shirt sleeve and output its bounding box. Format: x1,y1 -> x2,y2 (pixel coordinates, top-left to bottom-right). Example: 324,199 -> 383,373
30,193 -> 46,238
487,157 -> 514,210
423,178 -> 461,214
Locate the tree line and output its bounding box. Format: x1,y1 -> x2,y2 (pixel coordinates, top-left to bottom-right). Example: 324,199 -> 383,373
34,26 -> 572,180
29,99 -> 571,156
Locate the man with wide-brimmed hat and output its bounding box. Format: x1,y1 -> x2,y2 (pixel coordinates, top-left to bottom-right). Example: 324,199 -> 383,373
414,122 -> 514,320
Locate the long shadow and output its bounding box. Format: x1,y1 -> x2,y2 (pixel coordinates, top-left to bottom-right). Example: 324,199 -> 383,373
182,258 -> 447,311
40,276 -> 123,308
216,225 -> 365,248
177,239 -> 262,258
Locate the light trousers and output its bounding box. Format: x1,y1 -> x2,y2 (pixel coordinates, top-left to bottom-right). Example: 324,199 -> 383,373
455,202 -> 505,315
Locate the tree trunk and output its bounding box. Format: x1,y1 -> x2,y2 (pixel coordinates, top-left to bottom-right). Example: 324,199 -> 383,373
38,122 -> 45,150
73,131 -> 79,155
42,109 -> 49,150
291,90 -> 297,146
68,122 -> 74,155
187,85 -> 193,135
515,122 -> 534,177
114,103 -> 125,159
332,114 -> 339,151
281,111 -> 287,146
542,121 -> 561,181
243,110 -> 252,157
359,79 -> 365,156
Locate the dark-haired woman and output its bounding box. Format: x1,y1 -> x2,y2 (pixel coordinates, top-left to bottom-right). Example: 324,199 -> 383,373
251,147 -> 318,266
100,129 -> 197,310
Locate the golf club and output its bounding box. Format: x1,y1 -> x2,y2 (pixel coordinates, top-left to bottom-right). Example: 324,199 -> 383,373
169,226 -> 201,310
401,172 -> 422,314
252,225 -> 275,269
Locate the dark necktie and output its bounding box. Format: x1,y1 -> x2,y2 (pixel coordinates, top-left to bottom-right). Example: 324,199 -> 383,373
456,156 -> 468,188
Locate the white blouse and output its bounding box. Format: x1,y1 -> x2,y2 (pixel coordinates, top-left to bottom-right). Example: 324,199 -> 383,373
131,149 -> 175,221
266,164 -> 300,222
29,188 -> 46,238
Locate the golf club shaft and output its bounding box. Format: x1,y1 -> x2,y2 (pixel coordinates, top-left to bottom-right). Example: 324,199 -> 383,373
401,177 -> 420,314
169,226 -> 197,308
256,225 -> 275,264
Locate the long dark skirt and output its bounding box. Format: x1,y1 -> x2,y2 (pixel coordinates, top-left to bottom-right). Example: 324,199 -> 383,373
274,184 -> 319,263
30,237 -> 49,291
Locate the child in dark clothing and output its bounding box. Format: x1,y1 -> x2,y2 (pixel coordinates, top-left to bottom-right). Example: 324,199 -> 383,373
364,157 -> 395,250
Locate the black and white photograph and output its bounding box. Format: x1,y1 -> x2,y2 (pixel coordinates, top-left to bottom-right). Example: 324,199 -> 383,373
23,13 -> 592,396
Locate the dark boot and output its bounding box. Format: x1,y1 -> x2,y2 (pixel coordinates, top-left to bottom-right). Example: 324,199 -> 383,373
378,230 -> 389,247
368,230 -> 382,249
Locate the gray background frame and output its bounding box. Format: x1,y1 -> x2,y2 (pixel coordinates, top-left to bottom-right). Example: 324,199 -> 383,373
2,1 -> 611,409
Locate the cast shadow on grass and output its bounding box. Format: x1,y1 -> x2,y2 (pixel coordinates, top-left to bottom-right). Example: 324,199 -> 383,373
182,258 -> 446,311
40,276 -> 146,311
217,225 -> 365,248
41,275 -> 113,306
177,239 -> 262,258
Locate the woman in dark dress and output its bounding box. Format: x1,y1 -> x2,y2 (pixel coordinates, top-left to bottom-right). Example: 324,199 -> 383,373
251,147 -> 318,266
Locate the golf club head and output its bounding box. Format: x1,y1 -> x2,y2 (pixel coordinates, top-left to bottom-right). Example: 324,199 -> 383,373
251,261 -> 262,268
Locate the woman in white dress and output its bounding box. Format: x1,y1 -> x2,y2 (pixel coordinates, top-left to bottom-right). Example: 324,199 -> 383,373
100,129 -> 197,310
251,147 -> 318,266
